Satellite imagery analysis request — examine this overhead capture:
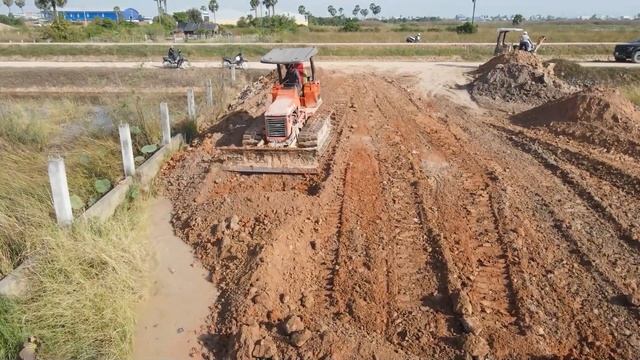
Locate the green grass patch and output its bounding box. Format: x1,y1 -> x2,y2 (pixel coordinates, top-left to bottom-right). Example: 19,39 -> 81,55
0,297 -> 25,360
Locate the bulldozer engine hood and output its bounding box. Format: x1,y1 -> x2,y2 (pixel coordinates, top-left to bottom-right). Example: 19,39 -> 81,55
266,97 -> 297,117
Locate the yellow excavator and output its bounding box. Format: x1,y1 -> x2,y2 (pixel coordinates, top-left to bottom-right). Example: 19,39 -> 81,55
494,28 -> 546,56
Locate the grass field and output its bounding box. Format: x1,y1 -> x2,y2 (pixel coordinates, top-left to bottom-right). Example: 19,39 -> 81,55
276,20 -> 640,43
0,43 -> 616,61
2,20 -> 638,44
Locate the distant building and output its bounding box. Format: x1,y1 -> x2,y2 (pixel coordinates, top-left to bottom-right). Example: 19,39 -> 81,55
175,22 -> 220,39
51,8 -> 142,22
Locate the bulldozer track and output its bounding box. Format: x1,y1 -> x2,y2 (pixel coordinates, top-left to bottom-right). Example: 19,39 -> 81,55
500,135 -> 640,318
494,125 -> 640,198
504,133 -> 640,254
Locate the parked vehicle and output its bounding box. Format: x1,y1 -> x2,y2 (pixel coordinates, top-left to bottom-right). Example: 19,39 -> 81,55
614,40 -> 640,63
223,53 -> 249,69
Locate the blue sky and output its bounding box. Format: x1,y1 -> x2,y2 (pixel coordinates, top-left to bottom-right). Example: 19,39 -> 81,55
2,0 -> 638,18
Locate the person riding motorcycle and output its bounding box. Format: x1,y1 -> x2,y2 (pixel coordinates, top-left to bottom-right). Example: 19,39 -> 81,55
167,46 -> 182,62
519,31 -> 533,52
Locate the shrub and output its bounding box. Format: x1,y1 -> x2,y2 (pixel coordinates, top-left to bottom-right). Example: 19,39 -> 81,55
40,20 -> 85,42
0,14 -> 24,26
152,13 -> 176,32
341,19 -> 361,32
456,22 -> 478,34
250,15 -> 298,33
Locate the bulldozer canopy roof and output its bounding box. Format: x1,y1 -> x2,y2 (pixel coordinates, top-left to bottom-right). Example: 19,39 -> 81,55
261,47 -> 318,64
497,28 -> 524,33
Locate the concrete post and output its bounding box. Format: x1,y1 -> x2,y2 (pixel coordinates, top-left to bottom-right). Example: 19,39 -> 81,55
231,66 -> 236,83
48,157 -> 73,226
205,79 -> 214,107
187,88 -> 196,121
160,102 -> 171,146
119,123 -> 136,177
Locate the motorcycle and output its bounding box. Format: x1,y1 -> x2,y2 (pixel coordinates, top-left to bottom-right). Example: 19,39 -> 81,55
406,33 -> 421,43
223,53 -> 249,70
163,50 -> 187,69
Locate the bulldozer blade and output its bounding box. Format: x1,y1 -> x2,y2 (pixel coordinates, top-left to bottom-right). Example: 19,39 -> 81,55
220,115 -> 333,174
220,147 -> 321,174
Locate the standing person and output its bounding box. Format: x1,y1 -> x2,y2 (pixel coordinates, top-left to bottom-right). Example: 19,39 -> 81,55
519,31 -> 533,51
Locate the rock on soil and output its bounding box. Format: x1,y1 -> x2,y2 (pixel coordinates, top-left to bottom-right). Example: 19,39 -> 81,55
470,52 -> 572,106
513,87 -> 640,155
462,334 -> 490,360
283,315 -> 305,335
290,329 -> 312,348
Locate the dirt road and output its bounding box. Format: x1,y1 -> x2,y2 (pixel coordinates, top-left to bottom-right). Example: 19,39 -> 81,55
159,62 -> 640,359
0,60 -> 637,70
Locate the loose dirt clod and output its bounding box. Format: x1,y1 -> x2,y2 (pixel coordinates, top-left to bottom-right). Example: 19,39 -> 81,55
470,52 -> 572,106
290,329 -> 312,348
284,315 -> 305,335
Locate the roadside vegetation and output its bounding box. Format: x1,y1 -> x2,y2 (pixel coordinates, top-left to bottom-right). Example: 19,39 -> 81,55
0,43 -> 615,61
0,68 -> 258,358
0,96 -> 161,359
550,59 -> 640,105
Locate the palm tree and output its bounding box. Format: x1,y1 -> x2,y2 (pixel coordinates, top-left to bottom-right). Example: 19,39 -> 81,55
250,0 -> 259,18
327,5 -> 337,17
2,0 -> 13,15
352,5 -> 360,17
113,6 -> 121,22
360,8 -> 368,18
338,7 -> 343,16
372,5 -> 381,17
35,0 -> 67,21
14,0 -> 24,14
208,0 -> 219,23
471,0 -> 477,25
262,0 -> 276,16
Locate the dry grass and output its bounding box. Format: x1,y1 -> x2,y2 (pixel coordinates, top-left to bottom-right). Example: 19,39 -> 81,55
623,85 -> 640,105
18,200 -> 151,360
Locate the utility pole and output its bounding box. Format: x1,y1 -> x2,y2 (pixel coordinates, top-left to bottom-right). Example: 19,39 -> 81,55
471,0 -> 477,25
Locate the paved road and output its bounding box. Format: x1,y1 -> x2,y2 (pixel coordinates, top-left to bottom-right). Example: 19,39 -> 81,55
0,41 -> 621,46
0,60 -> 637,69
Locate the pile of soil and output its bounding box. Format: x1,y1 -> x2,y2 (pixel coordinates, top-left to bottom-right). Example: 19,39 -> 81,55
513,87 -> 640,156
470,52 -> 573,106
228,70 -> 277,114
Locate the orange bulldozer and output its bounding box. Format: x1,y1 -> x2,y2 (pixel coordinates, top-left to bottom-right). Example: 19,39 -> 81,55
221,47 -> 332,174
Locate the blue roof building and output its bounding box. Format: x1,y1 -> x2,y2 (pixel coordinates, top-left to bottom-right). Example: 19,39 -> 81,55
57,8 -> 142,22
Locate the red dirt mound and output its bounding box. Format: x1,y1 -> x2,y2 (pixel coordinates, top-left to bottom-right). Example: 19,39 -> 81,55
471,52 -> 573,106
513,87 -> 640,157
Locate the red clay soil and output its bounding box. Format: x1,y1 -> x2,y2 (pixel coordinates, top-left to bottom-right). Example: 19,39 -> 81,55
513,87 -> 640,157
160,70 -> 640,360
